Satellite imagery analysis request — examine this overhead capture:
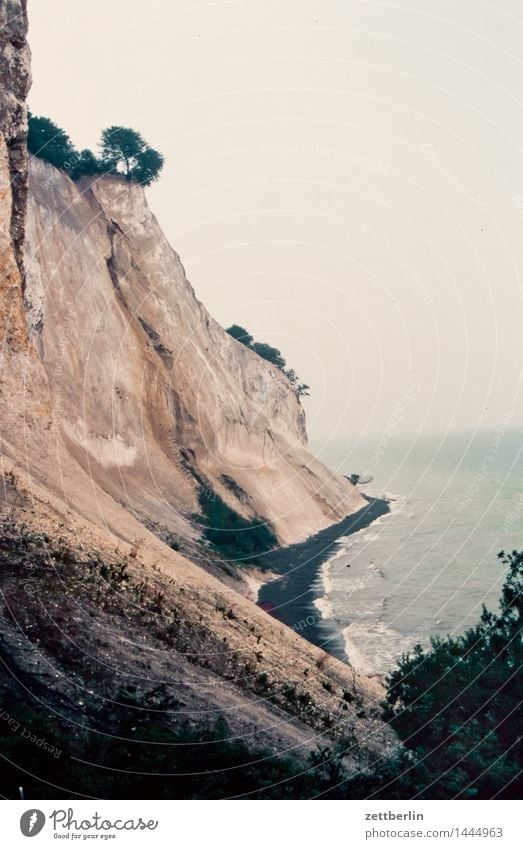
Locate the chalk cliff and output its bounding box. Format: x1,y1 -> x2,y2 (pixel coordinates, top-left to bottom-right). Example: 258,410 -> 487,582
0,0 -> 51,457
24,158 -> 364,545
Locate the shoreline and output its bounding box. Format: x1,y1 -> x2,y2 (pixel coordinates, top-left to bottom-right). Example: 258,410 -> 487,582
256,496 -> 390,664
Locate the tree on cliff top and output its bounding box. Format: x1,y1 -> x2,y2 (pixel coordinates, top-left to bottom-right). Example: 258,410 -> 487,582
27,113 -> 77,172
225,324 -> 310,398
71,148 -> 104,180
131,146 -> 165,187
100,126 -> 164,186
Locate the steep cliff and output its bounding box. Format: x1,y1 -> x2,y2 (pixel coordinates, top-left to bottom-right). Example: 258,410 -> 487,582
25,158 -> 364,545
0,0 -> 30,271
0,6 -> 398,787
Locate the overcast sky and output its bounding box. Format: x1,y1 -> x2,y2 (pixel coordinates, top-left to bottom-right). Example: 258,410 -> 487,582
27,0 -> 523,443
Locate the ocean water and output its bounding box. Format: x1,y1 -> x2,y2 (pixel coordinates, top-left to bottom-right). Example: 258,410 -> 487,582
312,427 -> 523,675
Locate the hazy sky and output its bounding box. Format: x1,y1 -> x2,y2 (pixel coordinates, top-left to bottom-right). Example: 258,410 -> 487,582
27,0 -> 523,443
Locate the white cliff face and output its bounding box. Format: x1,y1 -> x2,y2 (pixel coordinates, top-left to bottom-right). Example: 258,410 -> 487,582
0,0 -> 30,267
25,159 -> 364,544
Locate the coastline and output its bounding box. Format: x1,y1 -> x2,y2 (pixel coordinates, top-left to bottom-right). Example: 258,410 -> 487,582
256,496 -> 390,664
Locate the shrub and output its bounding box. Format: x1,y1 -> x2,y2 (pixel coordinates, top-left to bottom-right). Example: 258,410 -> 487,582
382,550 -> 523,799
252,341 -> 286,370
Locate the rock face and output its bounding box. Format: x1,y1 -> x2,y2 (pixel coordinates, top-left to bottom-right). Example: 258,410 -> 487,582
0,0 -> 51,460
25,159 -> 364,544
0,0 -> 30,352
0,0 -> 30,272
0,5 -> 395,772
0,0 -> 363,548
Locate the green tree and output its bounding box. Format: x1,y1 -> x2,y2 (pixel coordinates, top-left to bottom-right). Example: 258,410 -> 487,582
100,125 -> 145,176
132,147 -> 165,186
197,487 -> 276,562
100,126 -> 164,185
382,550 -> 523,799
225,324 -> 309,398
283,368 -> 310,398
27,112 -> 78,172
226,324 -> 254,347
71,148 -> 105,180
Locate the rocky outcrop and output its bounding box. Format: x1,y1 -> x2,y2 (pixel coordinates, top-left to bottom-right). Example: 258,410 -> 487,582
0,0 -> 52,462
25,159 -> 364,544
0,7 -> 396,785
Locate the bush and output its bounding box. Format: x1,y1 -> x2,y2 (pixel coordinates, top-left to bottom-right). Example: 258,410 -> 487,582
382,550 -> 523,799
225,324 -> 253,346
225,325 -> 310,398
27,114 -> 164,185
198,488 -> 277,562
71,148 -> 105,180
0,687 -> 328,799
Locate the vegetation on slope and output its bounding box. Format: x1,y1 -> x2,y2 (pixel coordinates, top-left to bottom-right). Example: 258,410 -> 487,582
226,323 -> 310,398
381,549 -> 522,799
0,505 -> 519,798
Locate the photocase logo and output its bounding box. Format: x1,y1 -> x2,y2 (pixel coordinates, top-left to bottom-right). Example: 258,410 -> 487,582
20,810 -> 46,837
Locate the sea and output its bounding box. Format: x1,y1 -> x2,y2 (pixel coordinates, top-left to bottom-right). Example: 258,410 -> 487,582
311,427 -> 523,676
